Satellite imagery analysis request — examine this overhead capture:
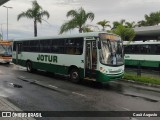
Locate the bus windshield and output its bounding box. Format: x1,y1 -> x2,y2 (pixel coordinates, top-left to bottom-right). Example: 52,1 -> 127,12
0,44 -> 12,56
100,39 -> 124,66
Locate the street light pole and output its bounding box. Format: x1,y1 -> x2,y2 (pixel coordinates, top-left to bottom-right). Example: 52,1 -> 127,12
0,24 -> 4,40
3,5 -> 12,40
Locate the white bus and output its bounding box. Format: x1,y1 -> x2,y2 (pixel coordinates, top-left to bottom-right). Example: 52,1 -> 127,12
12,32 -> 124,83
124,41 -> 160,68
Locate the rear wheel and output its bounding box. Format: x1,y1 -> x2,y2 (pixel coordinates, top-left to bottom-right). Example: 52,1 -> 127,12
26,61 -> 33,72
6,62 -> 10,64
69,68 -> 80,83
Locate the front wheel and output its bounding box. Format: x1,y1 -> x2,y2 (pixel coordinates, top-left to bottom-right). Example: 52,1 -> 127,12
26,62 -> 33,72
70,68 -> 80,83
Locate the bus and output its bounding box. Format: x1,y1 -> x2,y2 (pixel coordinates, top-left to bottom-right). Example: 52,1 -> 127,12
124,41 -> 160,68
0,40 -> 12,64
12,32 -> 124,83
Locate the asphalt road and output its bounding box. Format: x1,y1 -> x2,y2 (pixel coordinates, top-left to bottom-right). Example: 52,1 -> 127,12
0,63 -> 160,120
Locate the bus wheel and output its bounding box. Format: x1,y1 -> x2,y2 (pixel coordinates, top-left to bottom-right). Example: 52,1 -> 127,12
26,62 -> 32,72
70,68 -> 80,83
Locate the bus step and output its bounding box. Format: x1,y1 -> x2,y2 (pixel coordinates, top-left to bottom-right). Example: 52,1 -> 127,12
84,77 -> 96,81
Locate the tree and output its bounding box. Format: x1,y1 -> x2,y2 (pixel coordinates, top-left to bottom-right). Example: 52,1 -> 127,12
0,33 -> 2,40
112,19 -> 126,29
59,7 -> 94,34
137,20 -> 148,27
17,0 -> 50,37
97,20 -> 111,31
138,11 -> 160,27
144,11 -> 160,26
82,27 -> 93,32
112,25 -> 135,41
125,21 -> 137,28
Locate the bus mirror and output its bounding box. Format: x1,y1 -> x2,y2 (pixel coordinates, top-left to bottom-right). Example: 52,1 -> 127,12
98,41 -> 101,49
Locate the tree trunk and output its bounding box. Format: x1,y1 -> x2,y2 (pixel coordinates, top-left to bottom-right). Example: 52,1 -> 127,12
79,28 -> 83,33
34,20 -> 37,37
102,26 -> 105,31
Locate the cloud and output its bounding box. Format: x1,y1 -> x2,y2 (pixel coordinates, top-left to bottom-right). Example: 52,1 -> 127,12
1,0 -> 160,39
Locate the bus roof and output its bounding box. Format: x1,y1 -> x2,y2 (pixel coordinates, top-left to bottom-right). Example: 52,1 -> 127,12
13,32 -> 120,41
0,40 -> 12,45
123,41 -> 160,45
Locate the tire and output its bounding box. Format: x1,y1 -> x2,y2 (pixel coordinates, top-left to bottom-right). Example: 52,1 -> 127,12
26,61 -> 33,73
6,62 -> 10,64
69,68 -> 80,83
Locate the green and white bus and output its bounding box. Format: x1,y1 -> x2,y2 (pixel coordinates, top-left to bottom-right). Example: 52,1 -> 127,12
124,41 -> 160,68
12,32 -> 124,83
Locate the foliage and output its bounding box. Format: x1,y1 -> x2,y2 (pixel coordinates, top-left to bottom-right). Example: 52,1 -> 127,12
138,11 -> 160,27
59,7 -> 94,34
0,33 -> 2,39
112,19 -> 126,29
97,20 -> 111,31
125,21 -> 137,28
112,25 -> 135,41
17,0 -> 50,37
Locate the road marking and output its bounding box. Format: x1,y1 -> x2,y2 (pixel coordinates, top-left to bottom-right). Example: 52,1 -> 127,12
30,79 -> 39,83
48,85 -> 58,89
115,105 -> 130,111
121,107 -> 130,111
72,92 -> 86,97
19,76 -> 25,79
130,118 -> 139,120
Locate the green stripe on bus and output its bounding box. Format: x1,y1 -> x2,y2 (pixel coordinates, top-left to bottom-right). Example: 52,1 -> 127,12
125,60 -> 160,67
12,59 -> 84,78
96,71 -> 123,83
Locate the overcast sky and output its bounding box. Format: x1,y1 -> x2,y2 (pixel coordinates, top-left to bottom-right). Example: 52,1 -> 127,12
1,0 -> 160,40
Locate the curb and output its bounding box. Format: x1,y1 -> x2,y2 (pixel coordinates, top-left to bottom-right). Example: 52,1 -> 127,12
121,79 -> 160,88
118,79 -> 160,93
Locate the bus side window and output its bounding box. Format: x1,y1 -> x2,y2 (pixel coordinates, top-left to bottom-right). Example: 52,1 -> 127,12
13,42 -> 17,51
156,45 -> 160,55
40,40 -> 51,53
23,41 -> 30,52
66,38 -> 83,55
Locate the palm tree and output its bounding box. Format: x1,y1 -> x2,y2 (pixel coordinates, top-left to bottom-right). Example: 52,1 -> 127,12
0,33 -> 2,40
97,20 -> 111,31
144,11 -> 160,26
137,20 -> 148,27
125,21 -> 137,28
112,19 -> 126,29
17,0 -> 50,37
112,25 -> 135,41
59,7 -> 94,34
138,11 -> 160,27
82,27 -> 93,32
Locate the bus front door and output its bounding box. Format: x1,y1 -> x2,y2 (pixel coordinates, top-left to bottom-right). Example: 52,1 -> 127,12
85,41 -> 97,80
16,43 -> 22,64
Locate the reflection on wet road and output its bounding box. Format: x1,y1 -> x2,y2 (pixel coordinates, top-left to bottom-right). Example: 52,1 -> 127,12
0,63 -> 160,120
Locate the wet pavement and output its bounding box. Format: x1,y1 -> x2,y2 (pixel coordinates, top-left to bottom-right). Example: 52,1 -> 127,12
0,63 -> 160,120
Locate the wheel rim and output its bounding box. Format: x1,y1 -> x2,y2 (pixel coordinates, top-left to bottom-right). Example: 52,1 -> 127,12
72,72 -> 78,80
27,63 -> 31,71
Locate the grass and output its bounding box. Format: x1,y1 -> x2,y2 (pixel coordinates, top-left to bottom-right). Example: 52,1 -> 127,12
124,73 -> 160,85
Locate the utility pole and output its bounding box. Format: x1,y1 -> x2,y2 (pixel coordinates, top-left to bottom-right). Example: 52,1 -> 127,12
3,5 -> 12,40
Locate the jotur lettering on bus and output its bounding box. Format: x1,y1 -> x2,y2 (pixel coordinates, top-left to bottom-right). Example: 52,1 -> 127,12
37,54 -> 57,63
